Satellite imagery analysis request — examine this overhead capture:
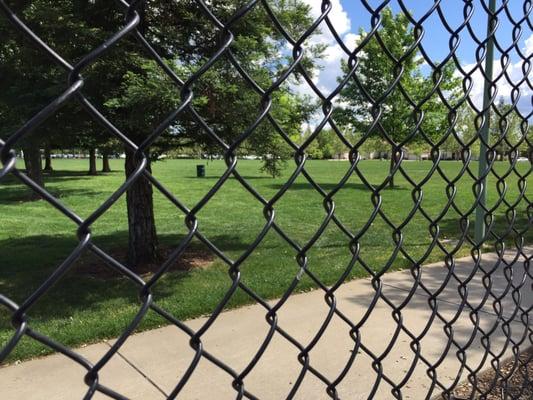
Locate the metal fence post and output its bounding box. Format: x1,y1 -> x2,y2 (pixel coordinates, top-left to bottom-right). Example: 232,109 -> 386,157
474,0 -> 497,246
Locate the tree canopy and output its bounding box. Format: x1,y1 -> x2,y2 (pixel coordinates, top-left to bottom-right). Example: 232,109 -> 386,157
335,7 -> 461,185
0,0 -> 323,267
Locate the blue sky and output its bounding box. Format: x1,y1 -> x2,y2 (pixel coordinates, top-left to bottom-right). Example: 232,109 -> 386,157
341,0 -> 531,64
296,0 -> 532,116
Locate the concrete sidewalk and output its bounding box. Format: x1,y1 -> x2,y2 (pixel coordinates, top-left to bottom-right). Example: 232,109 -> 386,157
1,249 -> 531,399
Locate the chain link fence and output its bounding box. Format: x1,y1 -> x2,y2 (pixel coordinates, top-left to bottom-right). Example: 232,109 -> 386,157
0,0 -> 531,399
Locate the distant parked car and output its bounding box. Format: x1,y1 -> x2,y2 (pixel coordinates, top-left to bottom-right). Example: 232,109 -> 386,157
517,157 -> 529,162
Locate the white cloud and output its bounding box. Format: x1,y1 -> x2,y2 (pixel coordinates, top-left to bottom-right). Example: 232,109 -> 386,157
456,34 -> 532,116
288,1 -> 362,129
524,33 -> 533,55
343,33 -> 360,52
303,0 -> 351,37
291,0 -> 359,101
293,7 -> 532,128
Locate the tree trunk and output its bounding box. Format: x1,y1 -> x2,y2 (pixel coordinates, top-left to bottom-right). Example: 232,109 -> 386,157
125,147 -> 159,269
388,145 -> 396,188
22,143 -> 44,200
101,151 -> 111,173
43,144 -> 53,172
88,148 -> 97,175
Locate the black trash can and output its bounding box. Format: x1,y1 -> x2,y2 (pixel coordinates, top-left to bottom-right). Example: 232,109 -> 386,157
196,164 -> 205,177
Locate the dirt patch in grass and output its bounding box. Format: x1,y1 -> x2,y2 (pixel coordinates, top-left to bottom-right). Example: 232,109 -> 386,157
76,246 -> 215,279
436,347 -> 533,399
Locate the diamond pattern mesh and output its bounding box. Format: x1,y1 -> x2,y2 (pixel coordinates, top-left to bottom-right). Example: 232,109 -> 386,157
0,0 -> 531,399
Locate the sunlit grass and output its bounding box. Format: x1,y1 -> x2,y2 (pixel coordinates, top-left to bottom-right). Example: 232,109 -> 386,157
0,158 -> 530,362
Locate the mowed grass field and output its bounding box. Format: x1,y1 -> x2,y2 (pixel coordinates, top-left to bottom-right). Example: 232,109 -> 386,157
0,158 -> 531,362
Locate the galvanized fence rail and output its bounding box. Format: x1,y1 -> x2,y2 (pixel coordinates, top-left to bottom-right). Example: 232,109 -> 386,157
0,0 -> 531,399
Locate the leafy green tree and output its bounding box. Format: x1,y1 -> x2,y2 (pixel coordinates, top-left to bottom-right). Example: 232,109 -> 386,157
335,7 -> 460,187
491,98 -> 525,160
523,126 -> 532,158
0,0 -> 120,195
0,0 -> 321,268
408,142 -> 430,160
449,100 -> 527,162
318,129 -> 348,159
299,127 -> 323,159
451,104 -> 479,159
99,138 -> 123,173
299,127 -> 351,160
358,136 -> 389,159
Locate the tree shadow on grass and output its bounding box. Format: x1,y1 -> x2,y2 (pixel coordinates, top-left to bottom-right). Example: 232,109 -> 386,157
0,221 -> 494,327
179,175 -> 411,193
44,170 -> 111,179
0,169 -> 120,204
0,212 -> 528,360
0,169 -> 111,186
437,212 -> 532,245
0,231 -> 251,327
0,186 -> 105,204
184,175 -> 275,180
268,182 -> 410,192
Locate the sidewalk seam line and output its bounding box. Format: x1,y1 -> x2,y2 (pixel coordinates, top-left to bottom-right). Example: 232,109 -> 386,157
104,341 -> 169,398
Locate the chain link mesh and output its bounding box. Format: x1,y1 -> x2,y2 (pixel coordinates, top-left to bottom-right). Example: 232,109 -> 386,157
0,0 -> 531,399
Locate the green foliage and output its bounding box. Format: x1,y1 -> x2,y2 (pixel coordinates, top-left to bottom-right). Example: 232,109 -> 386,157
0,0 -> 325,264
446,99 -> 528,160
319,130 -> 346,159
335,8 -> 461,152
0,0 -> 119,151
358,136 -> 389,158
297,128 -> 350,160
490,98 -> 527,158
0,0 -> 323,175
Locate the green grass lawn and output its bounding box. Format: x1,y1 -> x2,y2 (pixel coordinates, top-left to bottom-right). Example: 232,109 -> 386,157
0,158 -> 530,362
